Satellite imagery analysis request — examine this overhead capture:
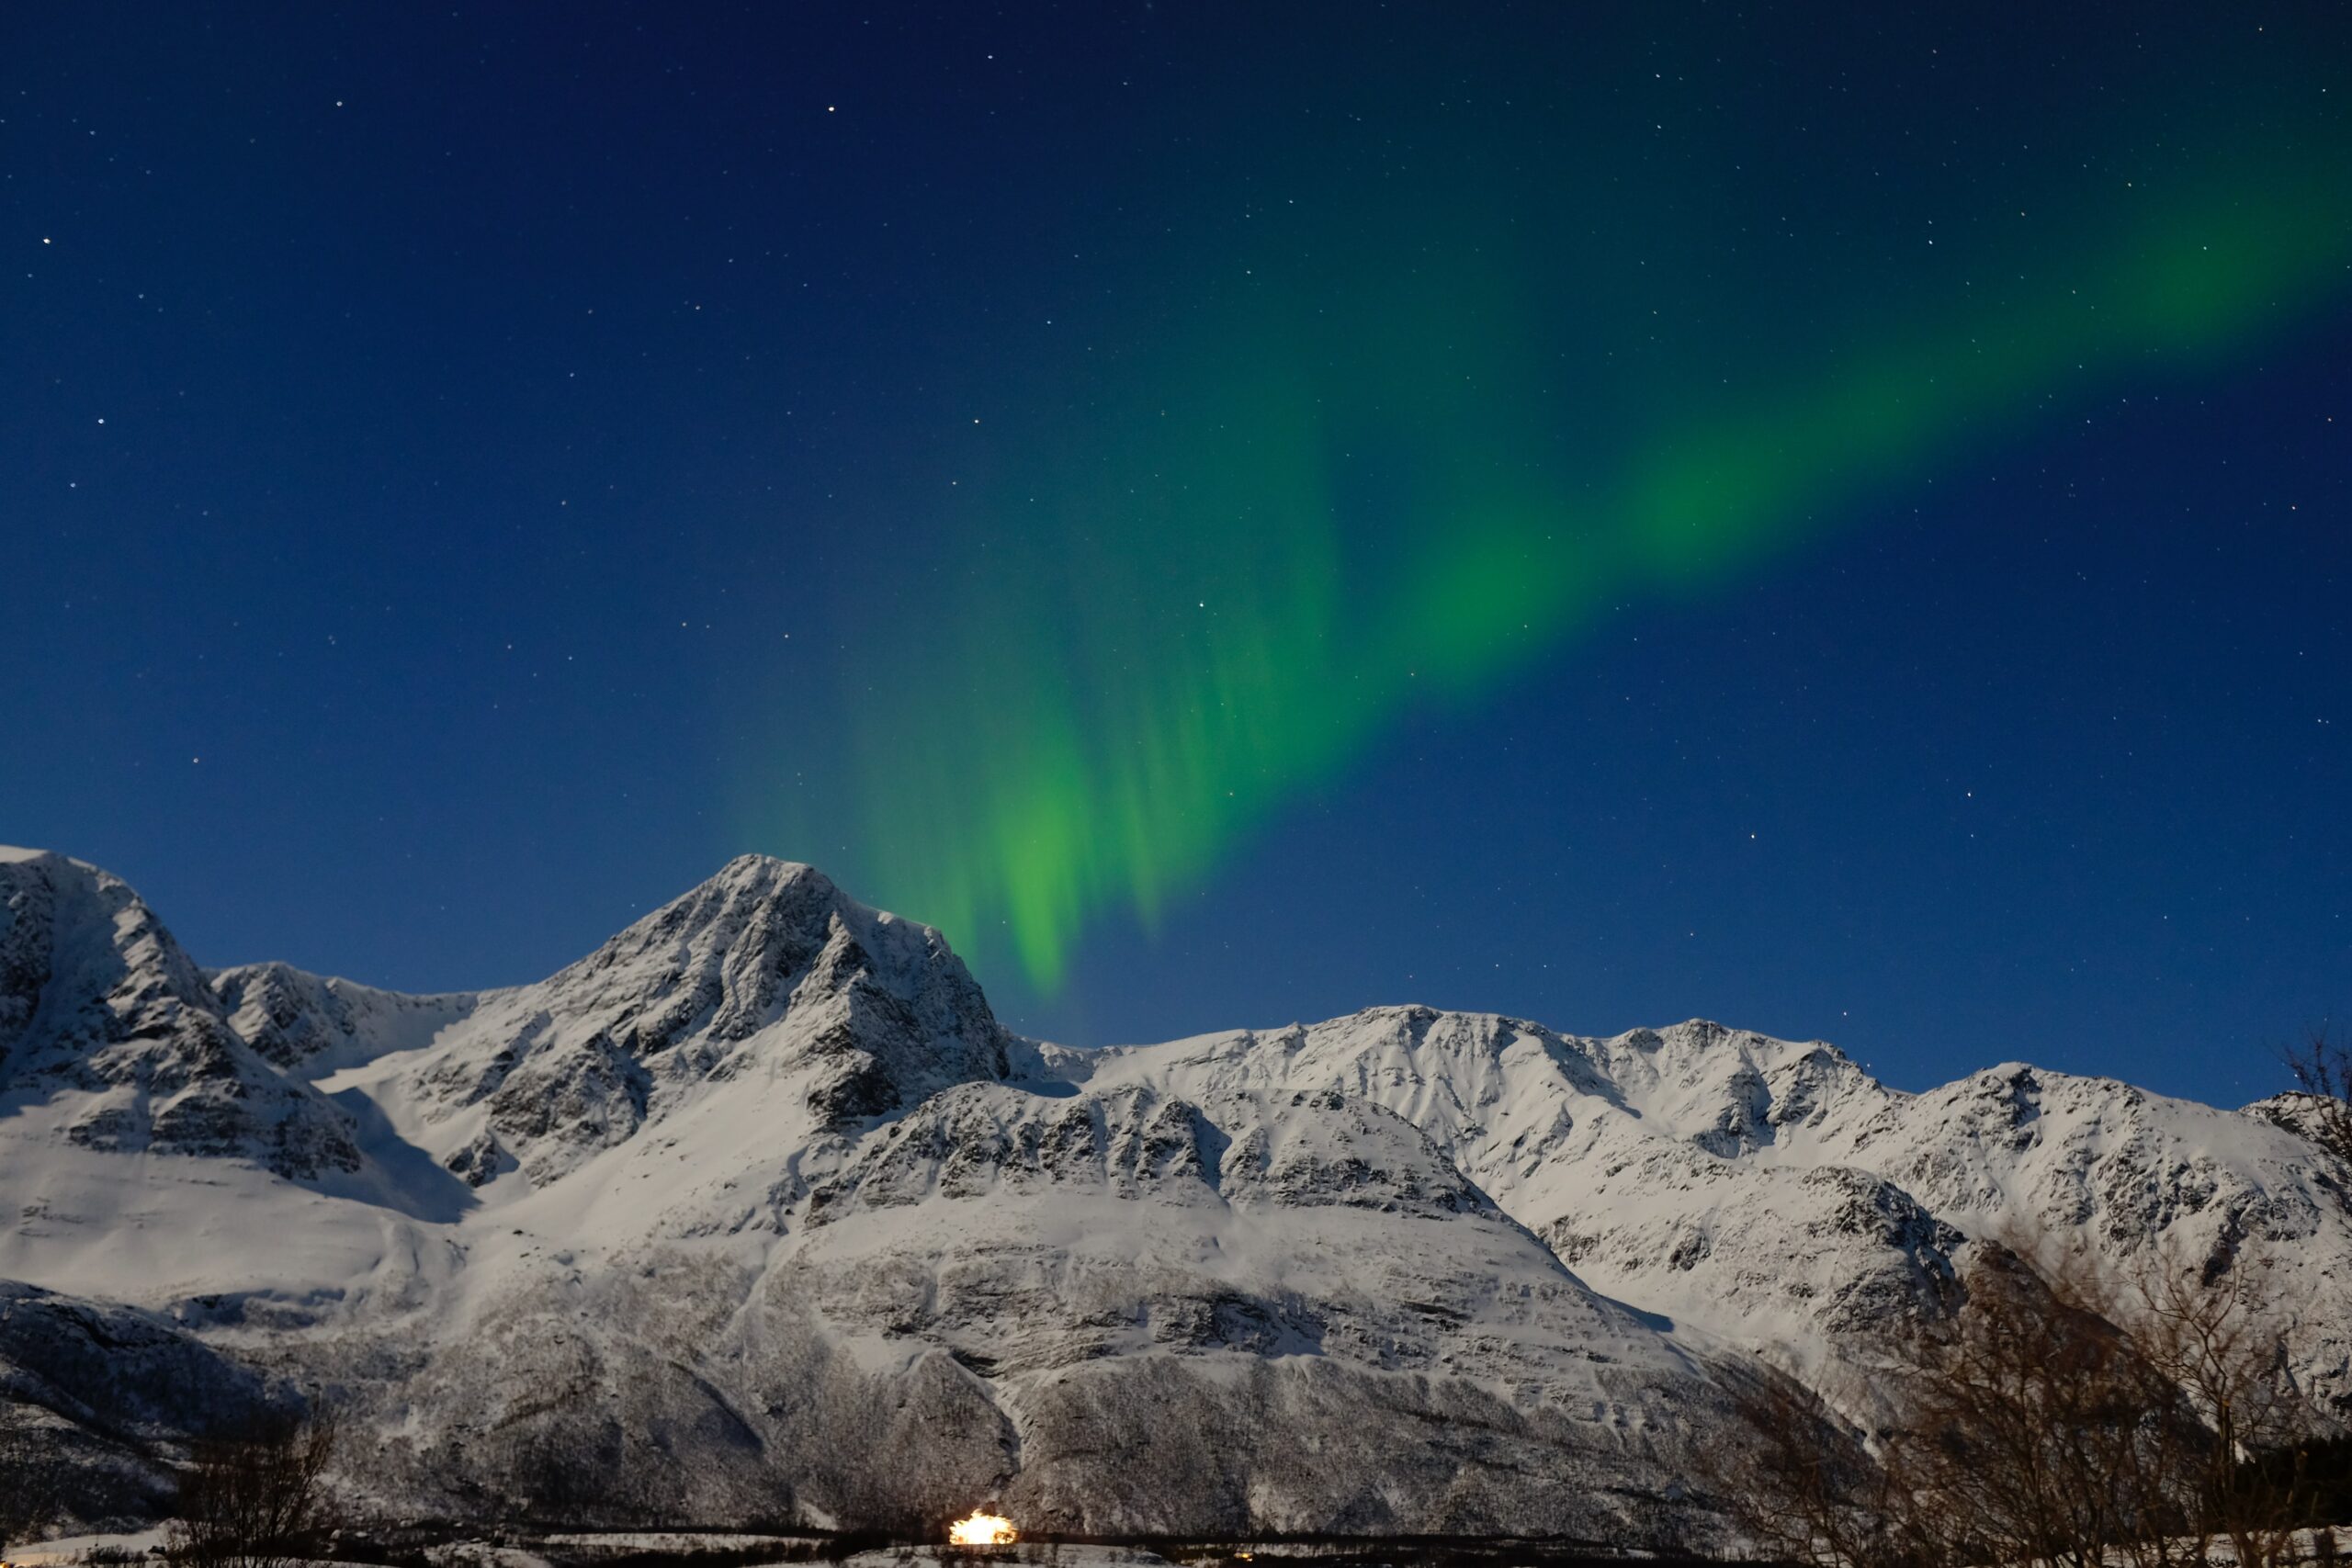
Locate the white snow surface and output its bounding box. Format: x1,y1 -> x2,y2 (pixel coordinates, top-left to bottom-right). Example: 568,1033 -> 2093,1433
0,848 -> 2346,1536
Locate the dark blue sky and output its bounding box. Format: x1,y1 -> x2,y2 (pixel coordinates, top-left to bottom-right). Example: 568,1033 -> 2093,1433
5,3 -> 2346,1107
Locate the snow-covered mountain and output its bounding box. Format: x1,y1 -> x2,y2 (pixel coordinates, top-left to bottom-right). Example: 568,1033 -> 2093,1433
0,848 -> 2345,1539
0,848 -> 364,1179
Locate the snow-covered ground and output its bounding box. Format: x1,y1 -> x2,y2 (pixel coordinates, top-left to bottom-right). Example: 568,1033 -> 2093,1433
7,1529 -> 166,1564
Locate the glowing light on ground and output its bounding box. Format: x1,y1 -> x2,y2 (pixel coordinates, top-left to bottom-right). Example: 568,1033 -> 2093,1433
947,1510 -> 1018,1547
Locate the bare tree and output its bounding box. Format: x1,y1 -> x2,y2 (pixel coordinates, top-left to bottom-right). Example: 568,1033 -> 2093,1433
1701,1235 -> 2329,1568
1692,1362 -> 1926,1568
1885,1246 -> 2208,1568
166,1405 -> 340,1568
2123,1249 -> 2327,1568
2285,1022 -> 2352,1170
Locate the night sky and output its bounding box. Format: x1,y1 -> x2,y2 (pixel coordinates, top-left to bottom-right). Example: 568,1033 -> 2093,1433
6,3 -> 2347,1107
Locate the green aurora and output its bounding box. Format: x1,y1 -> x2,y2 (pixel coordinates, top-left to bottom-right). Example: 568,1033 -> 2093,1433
758,34 -> 2352,992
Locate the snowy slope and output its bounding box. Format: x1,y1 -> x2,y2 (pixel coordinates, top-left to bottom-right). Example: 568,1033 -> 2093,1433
0,848 -> 2344,1537
1047,1011 -> 2352,1408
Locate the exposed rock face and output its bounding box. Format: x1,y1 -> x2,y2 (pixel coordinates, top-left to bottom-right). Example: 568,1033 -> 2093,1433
399,855 -> 1014,1184
0,845 -> 2345,1538
209,961 -> 476,1072
0,851 -> 363,1179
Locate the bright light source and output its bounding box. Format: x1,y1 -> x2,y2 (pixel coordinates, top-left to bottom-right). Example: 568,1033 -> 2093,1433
947,1510 -> 1018,1547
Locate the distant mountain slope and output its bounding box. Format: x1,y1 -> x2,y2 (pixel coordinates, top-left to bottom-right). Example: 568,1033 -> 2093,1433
1048,1010 -> 2352,1408
208,961 -> 478,1073
0,847 -> 2343,1537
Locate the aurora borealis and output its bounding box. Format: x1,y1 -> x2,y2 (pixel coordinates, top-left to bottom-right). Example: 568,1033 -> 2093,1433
791,15 -> 2352,990
6,3 -> 2348,1103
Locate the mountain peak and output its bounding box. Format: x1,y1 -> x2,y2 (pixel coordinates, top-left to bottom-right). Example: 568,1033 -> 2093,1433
711,850 -> 829,883
0,849 -> 363,1178
373,855 -> 1013,1184
548,853 -> 947,1036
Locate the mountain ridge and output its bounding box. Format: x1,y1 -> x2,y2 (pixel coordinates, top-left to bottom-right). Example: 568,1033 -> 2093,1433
0,846 -> 2344,1538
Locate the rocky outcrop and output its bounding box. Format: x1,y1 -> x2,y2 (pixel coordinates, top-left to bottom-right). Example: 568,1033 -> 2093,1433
398,856 -> 1014,1181
209,961 -> 475,1072
0,851 -> 363,1179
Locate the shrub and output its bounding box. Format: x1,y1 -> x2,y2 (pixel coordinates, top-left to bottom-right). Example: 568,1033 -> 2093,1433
165,1406 -> 340,1568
